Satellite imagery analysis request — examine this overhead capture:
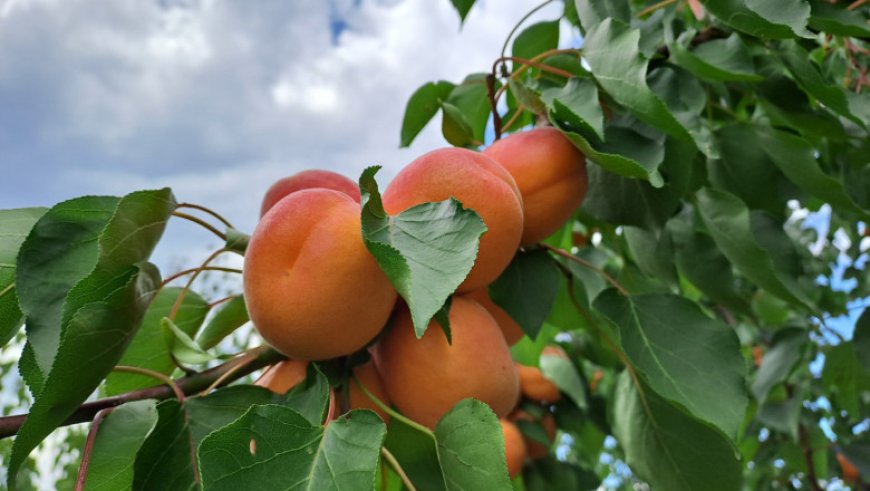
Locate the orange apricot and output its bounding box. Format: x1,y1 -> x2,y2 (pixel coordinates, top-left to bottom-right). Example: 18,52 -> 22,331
464,289 -> 525,345
260,169 -> 360,216
348,361 -> 392,422
382,148 -> 524,292
500,419 -> 527,479
837,452 -> 860,483
255,359 -> 309,394
517,364 -> 561,404
244,189 -> 397,360
484,127 -> 587,245
511,410 -> 557,459
372,297 -> 520,429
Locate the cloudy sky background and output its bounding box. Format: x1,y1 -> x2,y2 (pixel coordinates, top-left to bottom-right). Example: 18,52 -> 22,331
0,0 -> 573,270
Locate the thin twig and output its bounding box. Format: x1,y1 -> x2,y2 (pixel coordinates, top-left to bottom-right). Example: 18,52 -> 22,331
172,211 -> 227,241
498,0 -> 556,70
381,447 -> 417,491
200,350 -> 261,396
73,408 -> 113,491
502,104 -> 527,132
175,202 -> 235,229
492,56 -> 576,80
847,0 -> 867,10
353,375 -> 432,436
113,365 -> 186,402
493,48 -> 582,101
208,295 -> 238,309
0,283 -> 14,299
540,243 -> 629,296
160,267 -> 243,287
637,0 -> 680,17
486,74 -> 504,140
169,249 -> 229,321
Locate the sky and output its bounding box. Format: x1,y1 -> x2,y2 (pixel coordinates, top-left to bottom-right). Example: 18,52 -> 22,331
0,0 -> 571,270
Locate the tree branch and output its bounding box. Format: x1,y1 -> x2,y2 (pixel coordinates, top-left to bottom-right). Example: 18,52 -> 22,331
0,346 -> 285,439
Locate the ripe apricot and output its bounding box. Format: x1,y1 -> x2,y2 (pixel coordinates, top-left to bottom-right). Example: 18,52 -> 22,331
255,359 -> 309,394
517,364 -> 561,404
373,297 -> 520,429
464,289 -> 525,345
484,127 -> 587,245
837,452 -> 860,483
244,189 -> 398,360
511,410 -> 556,459
260,169 -> 360,216
348,361 -> 391,422
382,148 -> 524,292
500,419 -> 527,479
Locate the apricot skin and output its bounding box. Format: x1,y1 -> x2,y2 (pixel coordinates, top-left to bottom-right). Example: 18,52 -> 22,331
260,169 -> 361,217
372,297 -> 520,429
348,361 -> 392,422
255,359 -> 309,394
244,189 -> 398,360
500,419 -> 527,479
382,148 -> 524,292
517,364 -> 562,404
464,289 -> 525,346
484,127 -> 588,246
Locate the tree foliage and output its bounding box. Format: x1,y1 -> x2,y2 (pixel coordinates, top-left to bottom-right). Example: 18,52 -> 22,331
0,0 -> 869,489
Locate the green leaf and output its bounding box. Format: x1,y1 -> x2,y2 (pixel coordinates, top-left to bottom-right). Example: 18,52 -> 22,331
757,76 -> 847,141
855,309 -> 870,375
132,399 -> 196,491
224,228 -> 250,254
441,101 -> 476,147
449,0 -> 475,24
540,77 -> 604,139
9,189 -> 175,490
612,372 -> 742,491
581,163 -> 678,228
359,166 -> 486,338
196,295 -> 249,351
822,342 -> 865,417
757,126 -> 870,219
106,287 -> 209,395
186,385 -> 284,446
511,21 -> 560,72
401,81 -> 455,147
624,226 -> 677,285
383,417 -> 445,491
667,30 -> 762,82
488,249 -> 561,340
751,328 -> 806,404
808,0 -> 870,37
283,363 -> 331,426
444,73 -> 492,144
84,400 -> 159,491
780,41 -> 865,128
699,0 -> 811,38
0,207 -> 46,348
162,316 -> 215,365
539,352 -> 588,410
648,66 -> 717,158
695,187 -> 814,312
595,291 -> 748,440
583,19 -> 698,149
523,457 -> 600,490
508,79 -> 547,116
572,0 -> 629,33
198,406 -> 386,491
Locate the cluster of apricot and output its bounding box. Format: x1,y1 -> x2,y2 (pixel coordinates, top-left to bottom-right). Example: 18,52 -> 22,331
243,127 -> 587,478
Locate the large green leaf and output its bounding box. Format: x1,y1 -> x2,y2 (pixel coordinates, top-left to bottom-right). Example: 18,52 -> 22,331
695,188 -> 814,312
572,0 -> 628,33
583,19 -> 703,151
808,0 -> 870,37
8,189 -> 175,489
580,164 -> 678,228
648,66 -> 717,158
106,287 -> 209,395
595,290 -> 748,440
401,81 -> 455,147
511,21 -> 559,72
540,78 -> 603,139
198,406 -> 386,491
196,295 -> 249,350
84,400 -> 159,491
186,385 -> 284,446
132,399 -> 196,491
699,0 -> 811,38
0,207 -> 46,348
359,166 -> 486,338
612,372 -> 742,491
488,249 -> 561,340
443,73 -> 492,144
667,30 -> 762,82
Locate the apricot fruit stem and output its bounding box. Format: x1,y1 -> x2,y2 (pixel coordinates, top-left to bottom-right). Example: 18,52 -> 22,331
352,375 -> 432,436
113,365 -> 186,402
160,266 -> 242,288
380,447 -> 417,491
171,211 -> 227,241
74,407 -> 113,491
175,202 -> 235,229
540,243 -> 628,296
491,56 -> 576,83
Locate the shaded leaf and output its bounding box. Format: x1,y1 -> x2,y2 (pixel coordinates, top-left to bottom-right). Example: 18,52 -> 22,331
359,166 -> 486,338
700,0 -> 810,38
441,102 -> 476,147
822,342 -> 865,417
581,164 -> 677,228
523,457 -> 600,491
133,399 -> 195,491
443,73 -> 492,144
751,328 -> 806,403
401,81 -> 455,147
808,0 -> 870,37
855,308 -> 870,375
0,207 -> 46,348
187,385 -> 284,446
572,0 -> 629,33
84,400 -> 159,491
668,30 -> 762,82
540,77 -> 604,139
489,249 -> 561,340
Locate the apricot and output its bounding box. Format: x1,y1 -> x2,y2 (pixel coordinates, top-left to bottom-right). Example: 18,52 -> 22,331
500,419 -> 527,479
244,189 -> 398,360
511,410 -> 556,459
517,364 -> 561,403
484,127 -> 588,245
260,169 -> 360,216
382,148 -> 524,292
255,359 -> 309,394
348,361 -> 391,422
464,289 -> 525,345
837,452 -> 860,483
372,297 -> 520,429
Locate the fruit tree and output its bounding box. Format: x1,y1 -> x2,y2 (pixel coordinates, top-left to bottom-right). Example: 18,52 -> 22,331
0,0 -> 869,490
